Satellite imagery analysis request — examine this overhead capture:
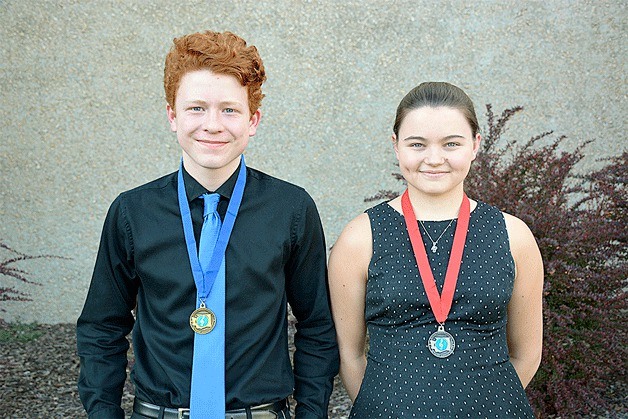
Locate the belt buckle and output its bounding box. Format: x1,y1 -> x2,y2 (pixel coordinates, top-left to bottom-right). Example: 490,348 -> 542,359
178,408 -> 190,419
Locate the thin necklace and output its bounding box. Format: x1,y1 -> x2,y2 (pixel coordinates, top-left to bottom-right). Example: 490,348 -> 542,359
419,218 -> 456,253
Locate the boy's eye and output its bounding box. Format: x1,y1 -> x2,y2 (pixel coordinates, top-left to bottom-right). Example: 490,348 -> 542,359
224,108 -> 235,113
191,106 -> 203,112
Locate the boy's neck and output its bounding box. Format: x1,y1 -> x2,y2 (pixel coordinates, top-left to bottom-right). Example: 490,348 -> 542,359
182,155 -> 241,192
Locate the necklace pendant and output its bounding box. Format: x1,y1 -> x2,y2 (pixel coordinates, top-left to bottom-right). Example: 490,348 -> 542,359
428,325 -> 455,358
431,243 -> 438,253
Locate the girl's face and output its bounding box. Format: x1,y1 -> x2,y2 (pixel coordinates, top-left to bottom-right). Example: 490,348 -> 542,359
393,106 -> 481,199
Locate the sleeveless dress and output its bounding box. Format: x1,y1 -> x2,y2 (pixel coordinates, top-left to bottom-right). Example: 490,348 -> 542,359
349,201 -> 534,418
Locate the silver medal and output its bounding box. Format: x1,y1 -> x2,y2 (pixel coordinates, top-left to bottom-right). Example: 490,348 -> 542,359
428,325 -> 455,358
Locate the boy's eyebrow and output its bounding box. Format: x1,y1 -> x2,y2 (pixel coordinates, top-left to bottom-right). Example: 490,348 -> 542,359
220,101 -> 245,107
182,99 -> 245,107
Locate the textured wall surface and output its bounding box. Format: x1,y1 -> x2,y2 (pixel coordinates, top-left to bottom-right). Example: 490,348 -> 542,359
1,0 -> 625,323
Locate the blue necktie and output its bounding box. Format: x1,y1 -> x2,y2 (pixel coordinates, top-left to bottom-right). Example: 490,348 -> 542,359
190,193 -> 225,418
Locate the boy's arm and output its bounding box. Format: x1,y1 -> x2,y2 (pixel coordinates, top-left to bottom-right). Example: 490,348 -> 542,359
76,197 -> 137,418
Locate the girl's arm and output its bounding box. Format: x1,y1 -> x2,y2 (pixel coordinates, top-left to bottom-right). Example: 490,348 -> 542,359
504,213 -> 544,388
328,213 -> 372,401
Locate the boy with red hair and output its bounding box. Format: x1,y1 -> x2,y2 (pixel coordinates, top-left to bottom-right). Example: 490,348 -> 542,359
77,30 -> 338,419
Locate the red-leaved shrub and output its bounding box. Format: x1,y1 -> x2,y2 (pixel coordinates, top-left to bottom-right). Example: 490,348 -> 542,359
0,241 -> 64,314
467,106 -> 627,417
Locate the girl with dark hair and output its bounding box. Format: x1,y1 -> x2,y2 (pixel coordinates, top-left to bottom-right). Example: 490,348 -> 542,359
329,82 -> 543,418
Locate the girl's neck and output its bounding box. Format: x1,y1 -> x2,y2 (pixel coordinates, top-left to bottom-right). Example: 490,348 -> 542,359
406,187 -> 465,221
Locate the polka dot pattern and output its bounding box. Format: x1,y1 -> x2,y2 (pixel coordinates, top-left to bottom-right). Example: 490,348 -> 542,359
349,201 -> 534,418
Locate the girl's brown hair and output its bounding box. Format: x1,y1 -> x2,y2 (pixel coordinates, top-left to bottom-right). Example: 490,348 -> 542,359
393,82 -> 479,138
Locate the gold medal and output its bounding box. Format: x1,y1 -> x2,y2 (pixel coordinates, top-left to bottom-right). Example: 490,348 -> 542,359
189,304 -> 216,334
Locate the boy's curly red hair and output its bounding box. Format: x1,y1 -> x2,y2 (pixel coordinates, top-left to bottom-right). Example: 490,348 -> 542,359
164,31 -> 266,116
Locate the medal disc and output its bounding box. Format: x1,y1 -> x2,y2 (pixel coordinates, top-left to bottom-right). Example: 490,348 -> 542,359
428,327 -> 455,358
189,307 -> 216,334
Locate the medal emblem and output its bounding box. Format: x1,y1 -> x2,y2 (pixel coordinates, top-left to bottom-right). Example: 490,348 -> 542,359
189,306 -> 216,334
428,325 -> 455,358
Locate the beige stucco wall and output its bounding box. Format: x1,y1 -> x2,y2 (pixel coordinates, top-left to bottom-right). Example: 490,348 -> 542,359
1,0 -> 625,323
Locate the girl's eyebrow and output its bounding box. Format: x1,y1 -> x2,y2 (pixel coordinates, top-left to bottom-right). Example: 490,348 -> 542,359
401,134 -> 466,142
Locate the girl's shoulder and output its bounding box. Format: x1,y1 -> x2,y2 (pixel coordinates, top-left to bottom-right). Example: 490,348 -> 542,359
501,211 -> 540,257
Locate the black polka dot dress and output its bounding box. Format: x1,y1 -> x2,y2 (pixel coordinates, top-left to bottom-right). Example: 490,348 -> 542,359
349,201 -> 534,418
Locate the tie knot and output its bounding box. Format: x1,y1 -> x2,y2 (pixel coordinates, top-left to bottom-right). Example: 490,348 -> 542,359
201,193 -> 221,218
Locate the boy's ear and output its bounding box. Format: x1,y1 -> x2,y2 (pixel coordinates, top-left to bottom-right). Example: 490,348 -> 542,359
248,109 -> 262,137
167,104 -> 177,132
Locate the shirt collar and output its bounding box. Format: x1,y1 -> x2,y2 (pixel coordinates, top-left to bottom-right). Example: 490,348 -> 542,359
182,162 -> 240,202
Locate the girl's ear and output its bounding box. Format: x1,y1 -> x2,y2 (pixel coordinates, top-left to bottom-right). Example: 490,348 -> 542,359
472,133 -> 481,159
392,134 -> 400,159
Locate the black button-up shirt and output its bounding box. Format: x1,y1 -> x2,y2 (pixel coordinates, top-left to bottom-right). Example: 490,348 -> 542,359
77,164 -> 339,418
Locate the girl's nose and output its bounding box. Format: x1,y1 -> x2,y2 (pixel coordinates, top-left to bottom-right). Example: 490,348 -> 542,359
424,146 -> 445,165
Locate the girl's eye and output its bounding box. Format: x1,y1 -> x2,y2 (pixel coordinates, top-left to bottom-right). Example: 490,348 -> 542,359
410,142 -> 424,148
446,142 -> 460,147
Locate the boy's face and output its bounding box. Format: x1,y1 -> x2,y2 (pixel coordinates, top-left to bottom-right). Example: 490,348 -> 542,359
167,69 -> 261,182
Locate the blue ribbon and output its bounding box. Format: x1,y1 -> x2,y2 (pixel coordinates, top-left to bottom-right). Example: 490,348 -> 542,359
177,156 -> 247,301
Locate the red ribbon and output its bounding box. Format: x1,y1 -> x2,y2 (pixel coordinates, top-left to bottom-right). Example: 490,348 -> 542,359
401,190 -> 470,324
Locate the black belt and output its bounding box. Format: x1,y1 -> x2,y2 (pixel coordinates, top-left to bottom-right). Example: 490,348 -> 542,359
133,398 -> 288,419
